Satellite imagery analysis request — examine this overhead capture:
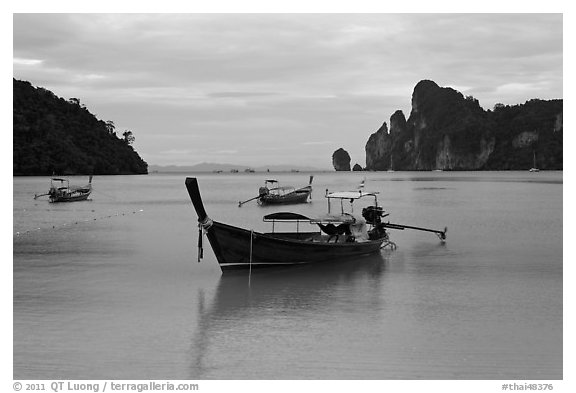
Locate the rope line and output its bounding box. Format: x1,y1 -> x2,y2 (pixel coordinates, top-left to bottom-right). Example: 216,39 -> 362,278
14,209 -> 145,237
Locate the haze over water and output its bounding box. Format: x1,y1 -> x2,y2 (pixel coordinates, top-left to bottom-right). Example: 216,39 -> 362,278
13,171 -> 562,380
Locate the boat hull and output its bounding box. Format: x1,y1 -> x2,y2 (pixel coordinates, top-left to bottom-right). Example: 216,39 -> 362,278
50,193 -> 91,202
50,189 -> 91,203
259,188 -> 311,205
204,220 -> 385,270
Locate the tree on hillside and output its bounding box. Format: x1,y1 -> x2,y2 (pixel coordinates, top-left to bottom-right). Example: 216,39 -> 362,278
105,120 -> 116,135
122,130 -> 135,145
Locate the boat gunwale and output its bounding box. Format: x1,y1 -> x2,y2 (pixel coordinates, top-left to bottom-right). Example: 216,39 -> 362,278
211,219 -> 385,248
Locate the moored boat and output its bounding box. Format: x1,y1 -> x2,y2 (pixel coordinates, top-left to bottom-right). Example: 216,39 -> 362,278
258,177 -> 313,205
238,176 -> 313,206
35,176 -> 93,202
186,177 -> 446,271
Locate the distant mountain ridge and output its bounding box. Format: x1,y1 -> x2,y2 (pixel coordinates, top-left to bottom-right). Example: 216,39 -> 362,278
13,79 -> 148,176
365,80 -> 562,171
149,163 -> 324,173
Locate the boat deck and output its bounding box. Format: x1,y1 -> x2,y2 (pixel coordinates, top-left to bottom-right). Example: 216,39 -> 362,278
264,231 -> 368,244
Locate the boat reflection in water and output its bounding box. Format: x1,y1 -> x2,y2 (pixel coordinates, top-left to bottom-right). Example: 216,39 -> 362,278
189,253 -> 390,379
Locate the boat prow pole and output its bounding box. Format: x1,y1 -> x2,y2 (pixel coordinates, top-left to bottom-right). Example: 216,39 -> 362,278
186,177 -> 214,264
185,177 -> 208,222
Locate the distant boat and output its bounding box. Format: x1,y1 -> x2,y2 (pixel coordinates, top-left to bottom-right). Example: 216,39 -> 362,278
230,169 -> 239,173
239,176 -> 314,206
186,177 -> 447,271
35,176 -> 93,202
529,151 -> 540,172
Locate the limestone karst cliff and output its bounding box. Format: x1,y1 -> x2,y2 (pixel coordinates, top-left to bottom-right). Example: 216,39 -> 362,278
332,148 -> 351,171
365,80 -> 562,171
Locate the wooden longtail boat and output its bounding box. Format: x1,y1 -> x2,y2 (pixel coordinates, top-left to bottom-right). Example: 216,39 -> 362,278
35,176 -> 93,203
186,177 -> 447,271
238,176 -> 313,206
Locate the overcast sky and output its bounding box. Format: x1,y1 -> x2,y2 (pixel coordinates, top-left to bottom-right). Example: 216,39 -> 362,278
13,13 -> 563,169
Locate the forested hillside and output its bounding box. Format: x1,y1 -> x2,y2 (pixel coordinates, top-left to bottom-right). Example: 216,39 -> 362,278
13,79 -> 148,175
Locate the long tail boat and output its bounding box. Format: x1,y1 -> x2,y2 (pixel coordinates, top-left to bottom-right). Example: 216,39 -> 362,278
186,177 -> 447,272
34,176 -> 93,203
238,176 -> 313,207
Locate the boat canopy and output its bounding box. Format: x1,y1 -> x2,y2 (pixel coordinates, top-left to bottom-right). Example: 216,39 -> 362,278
51,178 -> 68,182
265,179 -> 279,183
263,212 -> 358,225
326,190 -> 379,199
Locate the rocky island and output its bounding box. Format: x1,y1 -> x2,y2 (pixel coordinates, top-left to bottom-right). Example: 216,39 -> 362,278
332,148 -> 351,171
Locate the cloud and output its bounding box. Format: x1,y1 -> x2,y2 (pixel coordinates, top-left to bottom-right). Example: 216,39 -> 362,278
206,91 -> 279,98
13,57 -> 43,66
13,13 -> 563,167
301,141 -> 334,145
214,149 -> 239,154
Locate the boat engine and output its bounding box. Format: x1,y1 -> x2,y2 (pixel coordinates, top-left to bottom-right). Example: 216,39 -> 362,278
363,206 -> 390,241
362,206 -> 387,225
259,186 -> 269,196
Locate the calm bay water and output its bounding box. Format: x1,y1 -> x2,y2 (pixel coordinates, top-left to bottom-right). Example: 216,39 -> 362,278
13,171 -> 563,380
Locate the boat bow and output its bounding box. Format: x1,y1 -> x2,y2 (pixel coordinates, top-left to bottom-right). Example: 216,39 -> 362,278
185,177 -> 209,223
